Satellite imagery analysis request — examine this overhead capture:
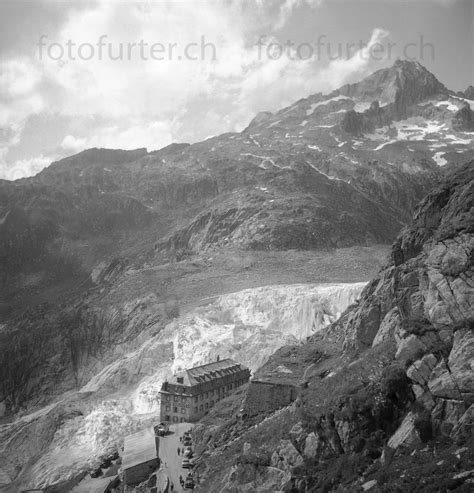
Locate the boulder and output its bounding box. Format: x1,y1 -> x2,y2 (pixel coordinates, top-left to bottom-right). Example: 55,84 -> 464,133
423,236 -> 474,329
431,398 -> 468,436
395,335 -> 426,365
223,463 -> 291,492
428,328 -> 474,402
387,412 -> 419,449
407,353 -> 438,386
335,420 -> 352,449
451,404 -> 474,440
372,308 -> 401,347
303,432 -> 321,459
288,422 -> 305,450
412,384 -> 436,410
427,360 -> 462,400
362,479 -> 378,491
270,440 -> 304,472
448,328 -> 474,399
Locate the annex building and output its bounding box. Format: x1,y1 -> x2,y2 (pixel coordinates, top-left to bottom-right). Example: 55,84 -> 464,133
159,358 -> 251,422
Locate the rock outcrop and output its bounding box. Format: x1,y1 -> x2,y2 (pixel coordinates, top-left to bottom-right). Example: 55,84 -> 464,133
192,163 -> 474,492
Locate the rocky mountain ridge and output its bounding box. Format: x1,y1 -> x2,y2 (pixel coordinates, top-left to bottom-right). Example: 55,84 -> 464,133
3,61 -> 474,321
191,162 -> 474,492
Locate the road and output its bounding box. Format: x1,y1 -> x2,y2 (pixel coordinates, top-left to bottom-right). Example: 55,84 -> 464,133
158,422 -> 194,491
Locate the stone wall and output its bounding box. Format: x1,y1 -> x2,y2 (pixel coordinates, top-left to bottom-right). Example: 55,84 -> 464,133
124,458 -> 159,486
243,380 -> 297,417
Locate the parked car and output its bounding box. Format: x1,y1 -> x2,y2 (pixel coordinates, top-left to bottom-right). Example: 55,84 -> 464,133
184,476 -> 195,489
90,467 -> 102,478
155,422 -> 170,436
183,437 -> 192,446
183,447 -> 193,458
182,458 -> 192,468
100,457 -> 112,469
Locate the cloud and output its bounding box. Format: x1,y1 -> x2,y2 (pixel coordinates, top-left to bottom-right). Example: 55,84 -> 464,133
0,0 -> 390,180
316,28 -> 391,89
1,155 -> 52,181
61,135 -> 88,153
274,0 -> 324,29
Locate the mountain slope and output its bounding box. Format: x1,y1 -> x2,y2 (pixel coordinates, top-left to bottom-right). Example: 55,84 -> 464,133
191,162 -> 474,492
1,60 -> 473,421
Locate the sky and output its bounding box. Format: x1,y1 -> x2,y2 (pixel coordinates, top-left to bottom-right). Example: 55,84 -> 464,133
0,0 -> 472,180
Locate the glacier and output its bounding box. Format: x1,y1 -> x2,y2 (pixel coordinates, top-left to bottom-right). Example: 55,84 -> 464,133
0,282 -> 365,490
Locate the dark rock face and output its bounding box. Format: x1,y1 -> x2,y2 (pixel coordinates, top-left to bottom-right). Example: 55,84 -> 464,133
452,103 -> 474,131
461,85 -> 474,100
192,163 -> 474,492
339,60 -> 448,111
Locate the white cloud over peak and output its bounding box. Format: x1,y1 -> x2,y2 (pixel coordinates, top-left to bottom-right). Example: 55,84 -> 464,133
0,0 -> 391,179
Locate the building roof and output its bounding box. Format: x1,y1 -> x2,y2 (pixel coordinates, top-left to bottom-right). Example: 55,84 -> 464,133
174,358 -> 249,387
122,427 -> 158,470
71,475 -> 116,493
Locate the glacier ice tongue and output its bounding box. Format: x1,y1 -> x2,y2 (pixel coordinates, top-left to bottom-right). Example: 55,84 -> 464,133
3,282 -> 365,490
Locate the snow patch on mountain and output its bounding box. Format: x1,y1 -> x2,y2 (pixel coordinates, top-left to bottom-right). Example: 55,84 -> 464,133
306,95 -> 351,115
433,151 -> 447,166
434,100 -> 459,112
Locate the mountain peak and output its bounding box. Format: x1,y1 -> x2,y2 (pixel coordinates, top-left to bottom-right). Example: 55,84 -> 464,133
338,59 -> 448,110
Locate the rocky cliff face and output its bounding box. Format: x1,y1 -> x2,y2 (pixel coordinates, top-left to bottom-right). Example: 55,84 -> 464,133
192,162 -> 474,492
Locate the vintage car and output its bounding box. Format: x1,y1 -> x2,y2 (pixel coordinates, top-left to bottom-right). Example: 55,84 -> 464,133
182,458 -> 192,468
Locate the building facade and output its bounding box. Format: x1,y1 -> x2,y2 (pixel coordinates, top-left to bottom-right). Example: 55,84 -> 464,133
159,358 -> 251,423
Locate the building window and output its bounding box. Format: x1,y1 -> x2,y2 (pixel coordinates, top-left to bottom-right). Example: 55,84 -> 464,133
205,403 -> 208,409
210,400 -> 214,407
186,402 -> 190,408
200,394 -> 203,400
173,416 -> 178,422
174,396 -> 178,401
173,407 -> 178,413
181,408 -> 185,414
194,396 -> 198,403
166,406 -> 170,412
194,407 -> 198,413
205,392 -> 208,398
199,405 -> 203,411
166,395 -> 170,401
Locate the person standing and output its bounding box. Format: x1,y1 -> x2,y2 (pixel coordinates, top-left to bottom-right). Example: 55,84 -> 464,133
177,446 -> 181,455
